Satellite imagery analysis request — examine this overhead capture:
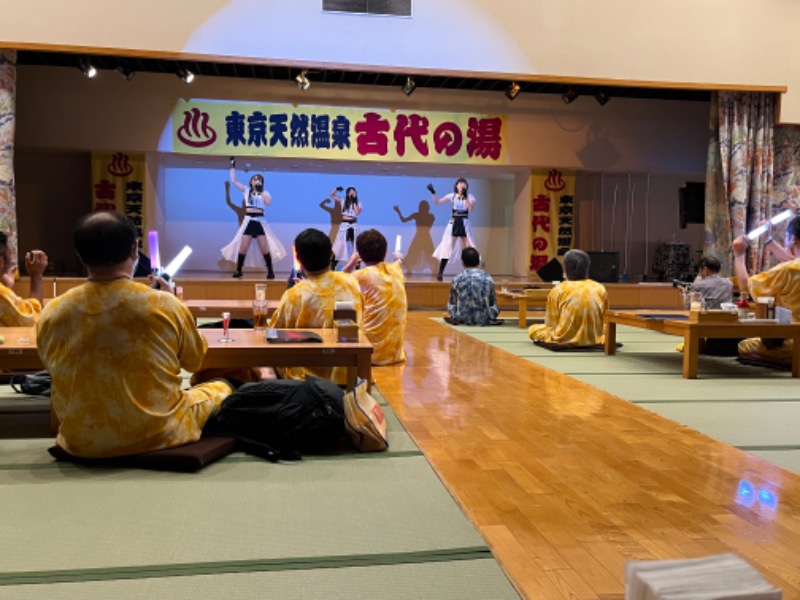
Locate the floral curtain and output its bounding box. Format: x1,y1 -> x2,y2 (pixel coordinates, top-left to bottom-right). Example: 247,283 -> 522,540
704,91 -> 776,273
0,50 -> 16,262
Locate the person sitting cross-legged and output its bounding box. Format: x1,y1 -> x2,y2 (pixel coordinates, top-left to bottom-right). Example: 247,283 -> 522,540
528,249 -> 608,346
446,247 -> 500,326
269,228 -> 364,383
37,211 -> 257,458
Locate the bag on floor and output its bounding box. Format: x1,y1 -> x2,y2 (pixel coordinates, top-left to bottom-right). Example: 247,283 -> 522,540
343,380 -> 388,452
203,376 -> 346,462
10,370 -> 51,397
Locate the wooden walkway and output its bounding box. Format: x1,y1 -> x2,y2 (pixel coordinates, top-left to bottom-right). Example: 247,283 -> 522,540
374,312 -> 800,599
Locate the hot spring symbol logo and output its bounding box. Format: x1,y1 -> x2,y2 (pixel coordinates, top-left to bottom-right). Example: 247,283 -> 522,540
177,107 -> 217,148
544,169 -> 566,192
107,153 -> 134,177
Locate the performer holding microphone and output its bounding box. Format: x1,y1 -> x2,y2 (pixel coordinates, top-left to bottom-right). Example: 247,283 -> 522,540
221,157 -> 286,279
329,186 -> 362,270
430,178 -> 476,281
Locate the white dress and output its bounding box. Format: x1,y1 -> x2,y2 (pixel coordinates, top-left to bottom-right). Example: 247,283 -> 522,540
332,202 -> 360,261
220,189 -> 287,267
433,193 -> 476,260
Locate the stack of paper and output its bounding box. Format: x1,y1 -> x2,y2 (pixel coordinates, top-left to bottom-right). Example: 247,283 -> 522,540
625,554 -> 781,600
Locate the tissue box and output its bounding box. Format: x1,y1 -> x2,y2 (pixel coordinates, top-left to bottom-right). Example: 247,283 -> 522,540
334,319 -> 359,342
689,309 -> 740,323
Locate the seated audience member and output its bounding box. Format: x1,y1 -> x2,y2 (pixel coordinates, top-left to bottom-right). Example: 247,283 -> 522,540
528,249 -> 608,345
446,247 -> 500,326
734,219 -> 800,365
342,229 -> 407,365
688,256 -> 733,309
0,232 -> 48,326
269,228 -> 363,383
37,211 -> 252,458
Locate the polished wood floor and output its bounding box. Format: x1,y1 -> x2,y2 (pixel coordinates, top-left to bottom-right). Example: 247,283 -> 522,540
374,312 -> 800,599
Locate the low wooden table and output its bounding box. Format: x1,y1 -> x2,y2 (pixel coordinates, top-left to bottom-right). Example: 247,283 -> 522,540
605,309 -> 800,379
184,299 -> 278,321
498,289 -> 549,328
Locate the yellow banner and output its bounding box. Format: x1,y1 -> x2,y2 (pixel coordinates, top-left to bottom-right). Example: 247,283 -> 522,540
90,152 -> 147,244
172,100 -> 507,165
528,168 -> 576,273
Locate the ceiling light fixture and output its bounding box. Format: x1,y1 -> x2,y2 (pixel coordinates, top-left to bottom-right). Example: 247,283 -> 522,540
116,65 -> 135,81
79,61 -> 97,79
401,76 -> 417,96
595,91 -> 610,106
295,69 -> 310,91
505,82 -> 521,101
177,67 -> 195,84
561,87 -> 578,104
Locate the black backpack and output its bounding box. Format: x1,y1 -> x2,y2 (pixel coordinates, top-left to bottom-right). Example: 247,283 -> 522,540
203,376 -> 346,462
11,371 -> 51,397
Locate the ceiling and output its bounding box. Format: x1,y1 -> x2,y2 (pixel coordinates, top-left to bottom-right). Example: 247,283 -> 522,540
16,49 -> 712,103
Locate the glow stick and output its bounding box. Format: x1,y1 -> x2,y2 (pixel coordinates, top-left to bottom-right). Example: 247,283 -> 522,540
163,246 -> 192,278
147,230 -> 161,270
395,234 -> 402,253
747,209 -> 794,240
292,245 -> 301,272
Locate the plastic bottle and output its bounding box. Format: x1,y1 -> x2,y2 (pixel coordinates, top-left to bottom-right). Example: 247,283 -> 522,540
737,295 -> 749,320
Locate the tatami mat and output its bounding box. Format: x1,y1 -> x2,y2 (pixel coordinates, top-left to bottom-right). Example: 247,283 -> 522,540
437,317 -> 800,474
0,558 -> 518,599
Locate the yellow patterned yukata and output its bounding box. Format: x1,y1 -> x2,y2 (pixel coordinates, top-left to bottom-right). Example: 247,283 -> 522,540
351,261 -> 407,365
0,284 -> 42,326
738,258 -> 800,363
269,270 -> 363,383
528,280 -> 608,345
37,279 -> 233,458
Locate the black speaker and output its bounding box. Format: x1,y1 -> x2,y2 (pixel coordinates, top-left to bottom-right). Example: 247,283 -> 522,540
535,257 -> 564,282
586,251 -> 619,283
679,182 -> 705,228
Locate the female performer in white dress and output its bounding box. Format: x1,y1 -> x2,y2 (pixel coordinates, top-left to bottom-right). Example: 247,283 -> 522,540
431,178 -> 476,280
330,186 -> 362,270
221,157 -> 286,279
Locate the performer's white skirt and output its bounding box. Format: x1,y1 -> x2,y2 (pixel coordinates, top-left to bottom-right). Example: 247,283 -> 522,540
332,224 -> 358,261
220,216 -> 287,268
433,219 -> 475,260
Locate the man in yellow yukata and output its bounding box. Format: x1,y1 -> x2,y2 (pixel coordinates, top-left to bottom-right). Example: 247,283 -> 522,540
37,211 -> 254,458
343,229 -> 407,365
528,249 -> 608,346
0,231 -> 48,326
733,216 -> 800,366
269,228 -> 363,383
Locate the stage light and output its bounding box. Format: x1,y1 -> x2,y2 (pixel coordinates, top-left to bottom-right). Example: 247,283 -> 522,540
505,82 -> 521,101
177,67 -> 195,84
595,91 -> 609,106
79,61 -> 97,79
402,76 -> 417,96
295,70 -> 310,91
116,65 -> 135,81
562,87 -> 578,104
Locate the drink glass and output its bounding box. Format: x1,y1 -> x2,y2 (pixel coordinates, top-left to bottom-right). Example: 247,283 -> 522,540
252,300 -> 268,333
254,283 -> 266,301
219,311 -> 234,343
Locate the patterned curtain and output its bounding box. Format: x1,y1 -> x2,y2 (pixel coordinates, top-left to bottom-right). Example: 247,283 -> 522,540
0,50 -> 17,263
773,124 -> 800,211
704,91 -> 776,273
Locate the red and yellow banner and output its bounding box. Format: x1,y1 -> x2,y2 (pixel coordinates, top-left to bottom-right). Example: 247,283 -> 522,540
172,100 -> 507,165
90,152 -> 147,244
529,168 -> 575,273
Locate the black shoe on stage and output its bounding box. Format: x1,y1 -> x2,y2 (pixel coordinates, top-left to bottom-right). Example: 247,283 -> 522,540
232,271 -> 243,279
436,273 -> 443,281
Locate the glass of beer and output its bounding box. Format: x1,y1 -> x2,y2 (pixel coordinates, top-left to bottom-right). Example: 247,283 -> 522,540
252,300 -> 268,332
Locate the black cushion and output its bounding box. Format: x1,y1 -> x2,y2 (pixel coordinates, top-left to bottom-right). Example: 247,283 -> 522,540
47,436 -> 237,472
534,341 -> 622,352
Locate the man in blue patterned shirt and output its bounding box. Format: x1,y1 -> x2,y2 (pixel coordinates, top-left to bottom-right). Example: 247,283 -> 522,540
446,247 -> 501,326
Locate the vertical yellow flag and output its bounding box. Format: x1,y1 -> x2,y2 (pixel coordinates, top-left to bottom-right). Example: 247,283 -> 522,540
90,152 -> 147,244
528,168 -> 575,273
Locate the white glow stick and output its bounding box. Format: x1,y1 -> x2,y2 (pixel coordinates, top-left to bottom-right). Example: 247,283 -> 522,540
293,245 -> 301,272
395,234 -> 402,253
747,209 -> 794,240
163,246 -> 192,278
148,230 -> 161,270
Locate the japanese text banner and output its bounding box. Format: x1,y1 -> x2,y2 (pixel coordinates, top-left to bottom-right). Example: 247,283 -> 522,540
529,168 -> 575,273
90,151 -> 147,244
172,100 -> 507,165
